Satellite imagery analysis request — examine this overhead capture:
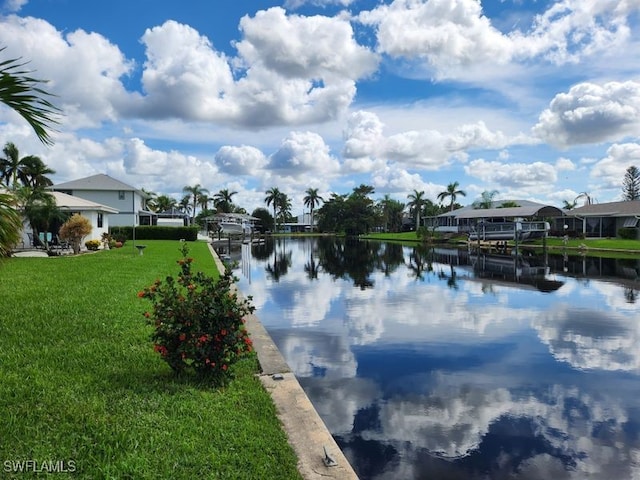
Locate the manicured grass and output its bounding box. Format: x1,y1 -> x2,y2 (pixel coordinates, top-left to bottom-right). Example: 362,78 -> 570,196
0,241 -> 301,479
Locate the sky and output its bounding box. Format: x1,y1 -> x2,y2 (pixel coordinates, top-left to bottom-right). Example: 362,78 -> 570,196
1,0 -> 639,215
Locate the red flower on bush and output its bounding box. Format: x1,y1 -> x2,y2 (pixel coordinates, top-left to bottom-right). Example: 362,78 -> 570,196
139,243 -> 255,385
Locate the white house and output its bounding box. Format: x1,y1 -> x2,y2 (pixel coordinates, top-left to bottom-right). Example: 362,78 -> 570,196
52,174 -> 152,227
20,191 -> 119,247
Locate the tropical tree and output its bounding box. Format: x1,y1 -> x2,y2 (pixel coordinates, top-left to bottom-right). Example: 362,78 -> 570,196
473,190 -> 499,209
303,188 -> 323,231
622,165 -> 640,201
179,195 -> 192,216
378,195 -> 405,233
0,48 -> 60,146
276,192 -> 292,225
21,155 -> 55,188
264,187 -> 282,232
154,194 -> 177,212
0,142 -> 39,189
142,189 -> 157,212
17,186 -> 65,249
0,191 -> 22,256
213,189 -> 237,214
437,182 -> 466,212
574,192 -> 593,206
251,207 -> 274,234
406,190 -> 426,229
562,199 -> 577,210
182,184 -> 208,225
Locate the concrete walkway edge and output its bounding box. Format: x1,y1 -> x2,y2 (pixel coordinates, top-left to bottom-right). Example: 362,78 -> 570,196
208,243 -> 359,480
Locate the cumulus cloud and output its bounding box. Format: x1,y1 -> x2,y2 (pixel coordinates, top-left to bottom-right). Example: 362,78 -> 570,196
357,0 -> 639,80
1,0 -> 27,13
465,158 -> 558,187
284,0 -> 354,10
267,131 -> 340,179
122,137 -> 218,187
590,143 -> 640,190
0,15 -> 137,128
343,111 -> 529,172
214,145 -> 268,175
533,81 -> 640,147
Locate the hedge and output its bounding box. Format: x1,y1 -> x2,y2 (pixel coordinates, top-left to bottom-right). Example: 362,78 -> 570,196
110,226 -> 199,241
618,227 -> 639,240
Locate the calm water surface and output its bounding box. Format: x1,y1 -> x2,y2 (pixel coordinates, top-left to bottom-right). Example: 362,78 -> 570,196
233,237 -> 640,480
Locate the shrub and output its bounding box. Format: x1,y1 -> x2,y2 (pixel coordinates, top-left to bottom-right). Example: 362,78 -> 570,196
618,227 -> 638,240
139,243 -> 254,385
85,239 -> 101,251
59,214 -> 92,254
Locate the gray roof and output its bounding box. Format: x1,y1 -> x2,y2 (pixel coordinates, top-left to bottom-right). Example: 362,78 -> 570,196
53,174 -> 148,197
51,191 -> 119,213
568,200 -> 640,217
453,205 -> 563,219
438,199 -> 550,218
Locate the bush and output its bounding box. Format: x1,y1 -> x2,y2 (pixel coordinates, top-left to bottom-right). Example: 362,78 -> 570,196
618,227 -> 638,240
139,243 -> 254,385
59,214 -> 92,254
85,239 -> 101,251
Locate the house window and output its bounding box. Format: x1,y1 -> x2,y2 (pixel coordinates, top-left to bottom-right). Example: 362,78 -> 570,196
97,213 -> 103,228
118,190 -> 125,200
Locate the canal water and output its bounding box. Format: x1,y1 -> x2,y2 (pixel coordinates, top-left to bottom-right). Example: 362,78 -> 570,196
233,236 -> 640,480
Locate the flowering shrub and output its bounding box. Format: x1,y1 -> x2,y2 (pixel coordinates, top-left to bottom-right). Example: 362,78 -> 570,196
85,239 -> 101,250
139,243 -> 254,384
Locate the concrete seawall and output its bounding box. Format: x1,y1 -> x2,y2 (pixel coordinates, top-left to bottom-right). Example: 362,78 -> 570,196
208,243 -> 359,480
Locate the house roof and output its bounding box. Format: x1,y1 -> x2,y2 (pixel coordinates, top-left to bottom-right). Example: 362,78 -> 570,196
437,199 -> 551,218
568,200 -> 640,217
51,191 -> 119,213
52,174 -> 149,197
442,203 -> 563,219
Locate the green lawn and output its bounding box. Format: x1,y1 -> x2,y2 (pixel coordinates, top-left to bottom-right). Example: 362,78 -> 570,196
0,241 -> 301,479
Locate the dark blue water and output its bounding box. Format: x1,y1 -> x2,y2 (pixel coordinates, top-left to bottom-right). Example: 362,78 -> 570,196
234,237 -> 640,480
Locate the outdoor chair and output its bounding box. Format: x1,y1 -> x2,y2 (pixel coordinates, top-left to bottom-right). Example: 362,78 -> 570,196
53,235 -> 71,253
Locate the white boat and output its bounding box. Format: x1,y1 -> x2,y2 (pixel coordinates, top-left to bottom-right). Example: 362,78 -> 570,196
468,221 -> 549,242
217,214 -> 254,235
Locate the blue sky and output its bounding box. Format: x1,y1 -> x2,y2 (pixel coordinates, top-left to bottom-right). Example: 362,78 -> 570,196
1,0 -> 639,215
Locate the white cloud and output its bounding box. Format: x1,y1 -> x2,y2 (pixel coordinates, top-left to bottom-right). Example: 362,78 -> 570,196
533,81 -> 640,147
267,130 -> 341,179
465,158 -> 558,187
358,0 -> 640,81
590,143 -> 640,190
284,0 -> 354,9
214,145 -> 268,176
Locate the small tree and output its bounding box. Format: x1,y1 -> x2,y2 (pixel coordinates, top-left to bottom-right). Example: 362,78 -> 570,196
59,214 -> 92,254
622,166 -> 640,201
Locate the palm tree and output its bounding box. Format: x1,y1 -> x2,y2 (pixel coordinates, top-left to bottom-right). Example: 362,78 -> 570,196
574,192 -> 592,206
473,190 -> 499,209
142,188 -> 157,212
179,195 -> 192,217
0,142 -> 45,189
21,155 -> 55,188
0,191 -> 22,256
264,187 -> 282,232
213,189 -> 237,214
562,199 -> 577,210
155,194 -> 178,212
182,184 -> 208,225
406,190 -> 426,229
0,48 -> 60,146
437,182 -> 466,212
303,188 -> 323,232
276,192 -> 292,226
